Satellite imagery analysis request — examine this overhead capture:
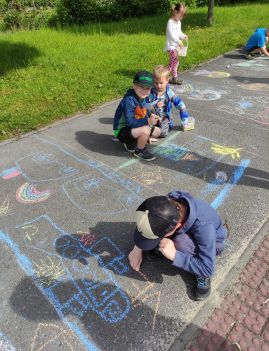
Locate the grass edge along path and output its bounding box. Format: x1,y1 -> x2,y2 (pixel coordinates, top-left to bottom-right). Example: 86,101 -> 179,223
0,3 -> 268,141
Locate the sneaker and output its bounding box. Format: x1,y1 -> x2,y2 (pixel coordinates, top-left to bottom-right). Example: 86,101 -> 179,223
122,141 -> 136,153
169,77 -> 184,85
244,53 -> 254,60
134,148 -> 156,161
195,276 -> 211,301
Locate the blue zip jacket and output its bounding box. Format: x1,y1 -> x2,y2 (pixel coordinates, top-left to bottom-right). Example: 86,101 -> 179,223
168,190 -> 227,277
113,89 -> 151,136
147,85 -> 187,128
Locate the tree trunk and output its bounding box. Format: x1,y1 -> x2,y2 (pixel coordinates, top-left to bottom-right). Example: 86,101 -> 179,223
207,0 -> 214,26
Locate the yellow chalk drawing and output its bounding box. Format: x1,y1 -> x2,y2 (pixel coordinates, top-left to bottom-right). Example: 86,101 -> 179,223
0,196 -> 10,216
211,143 -> 242,159
21,224 -> 39,242
127,271 -> 161,332
30,323 -> 75,351
33,256 -> 65,286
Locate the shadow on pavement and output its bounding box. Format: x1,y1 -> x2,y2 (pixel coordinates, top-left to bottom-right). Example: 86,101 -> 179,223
9,276 -> 239,351
75,130 -> 269,191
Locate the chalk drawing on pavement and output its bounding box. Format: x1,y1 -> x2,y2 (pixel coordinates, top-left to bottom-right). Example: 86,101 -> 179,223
192,69 -> 230,78
0,196 -> 10,216
16,183 -> 51,204
238,83 -> 269,91
131,165 -> 171,186
255,108 -> 269,125
172,81 -> 194,94
33,256 -> 66,286
0,167 -> 21,180
62,175 -> 138,215
210,144 -> 242,159
186,89 -> 222,101
231,61 -> 265,68
15,152 -> 79,182
0,332 -> 16,351
30,323 -> 76,351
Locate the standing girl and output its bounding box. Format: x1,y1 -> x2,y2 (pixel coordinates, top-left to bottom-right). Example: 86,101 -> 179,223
165,3 -> 188,85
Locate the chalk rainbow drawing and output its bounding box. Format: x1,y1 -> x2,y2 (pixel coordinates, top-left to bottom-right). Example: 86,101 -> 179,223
16,183 -> 51,203
192,69 -> 230,78
0,166 -> 21,180
0,196 -> 10,216
210,144 -> 242,159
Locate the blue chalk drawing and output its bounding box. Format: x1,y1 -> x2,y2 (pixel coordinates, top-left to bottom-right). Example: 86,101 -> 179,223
210,159 -> 250,209
0,229 -> 99,351
0,331 -> 16,351
15,152 -> 79,182
1,213 -> 132,350
15,214 -> 130,323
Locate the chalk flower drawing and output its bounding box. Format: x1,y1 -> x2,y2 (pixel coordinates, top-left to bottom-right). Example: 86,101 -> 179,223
211,143 -> 242,159
33,256 -> 65,286
16,183 -> 51,203
0,196 -> 10,216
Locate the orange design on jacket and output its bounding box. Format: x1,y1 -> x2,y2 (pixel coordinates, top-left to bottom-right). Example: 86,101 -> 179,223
134,106 -> 147,119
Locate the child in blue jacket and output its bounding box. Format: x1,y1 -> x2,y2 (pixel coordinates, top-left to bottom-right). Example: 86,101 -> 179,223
128,190 -> 228,300
113,71 -> 161,161
244,27 -> 269,59
147,65 -> 192,136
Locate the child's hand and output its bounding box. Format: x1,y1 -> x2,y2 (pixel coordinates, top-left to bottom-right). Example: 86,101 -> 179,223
128,246 -> 143,271
159,238 -> 176,261
148,114 -> 160,125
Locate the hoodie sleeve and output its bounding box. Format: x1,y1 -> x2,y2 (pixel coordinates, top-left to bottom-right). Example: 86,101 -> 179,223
172,223 -> 216,277
123,96 -> 149,129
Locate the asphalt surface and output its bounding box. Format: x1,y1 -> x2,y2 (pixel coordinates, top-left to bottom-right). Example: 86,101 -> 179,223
0,49 -> 268,351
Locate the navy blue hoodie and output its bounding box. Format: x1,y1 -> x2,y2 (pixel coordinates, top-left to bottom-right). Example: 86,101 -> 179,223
113,89 -> 151,137
168,191 -> 227,277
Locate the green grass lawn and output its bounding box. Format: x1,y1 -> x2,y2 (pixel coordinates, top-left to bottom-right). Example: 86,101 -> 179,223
0,3 -> 268,140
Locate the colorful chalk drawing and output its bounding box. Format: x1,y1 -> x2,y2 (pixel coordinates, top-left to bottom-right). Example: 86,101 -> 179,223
0,212 -> 135,351
30,323 -> 76,351
151,135 -> 250,208
8,135 -> 144,216
16,182 -> 51,203
0,332 -> 16,351
0,166 -> 21,180
210,144 -> 242,159
0,196 -> 10,216
192,69 -> 230,78
215,96 -> 269,126
186,89 -> 221,101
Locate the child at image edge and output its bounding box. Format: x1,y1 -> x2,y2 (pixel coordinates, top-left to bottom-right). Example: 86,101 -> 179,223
244,27 -> 269,59
147,65 -> 190,137
113,71 -> 161,161
165,3 -> 188,85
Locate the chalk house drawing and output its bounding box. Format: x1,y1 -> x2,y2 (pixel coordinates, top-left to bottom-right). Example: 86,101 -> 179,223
14,214 -> 130,324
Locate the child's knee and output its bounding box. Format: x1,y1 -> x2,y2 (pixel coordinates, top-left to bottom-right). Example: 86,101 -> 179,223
152,127 -> 161,137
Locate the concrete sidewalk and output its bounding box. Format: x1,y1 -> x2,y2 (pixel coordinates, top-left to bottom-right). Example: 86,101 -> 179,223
0,49 -> 268,351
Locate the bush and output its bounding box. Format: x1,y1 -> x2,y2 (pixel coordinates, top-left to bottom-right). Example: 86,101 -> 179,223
4,7 -> 56,29
56,0 -> 171,24
0,0 -> 7,15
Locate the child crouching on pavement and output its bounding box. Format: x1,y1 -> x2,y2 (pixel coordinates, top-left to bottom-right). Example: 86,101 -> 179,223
113,71 -> 161,161
128,191 -> 228,300
147,65 -> 192,136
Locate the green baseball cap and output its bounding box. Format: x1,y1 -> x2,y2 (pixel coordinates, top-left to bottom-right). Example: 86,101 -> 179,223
133,71 -> 153,88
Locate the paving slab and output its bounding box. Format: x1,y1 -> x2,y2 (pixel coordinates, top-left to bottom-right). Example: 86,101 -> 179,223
0,49 -> 268,351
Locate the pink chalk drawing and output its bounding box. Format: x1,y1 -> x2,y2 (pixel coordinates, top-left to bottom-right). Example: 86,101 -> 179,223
16,182 -> 51,204
0,167 -> 21,180
255,108 -> 269,125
